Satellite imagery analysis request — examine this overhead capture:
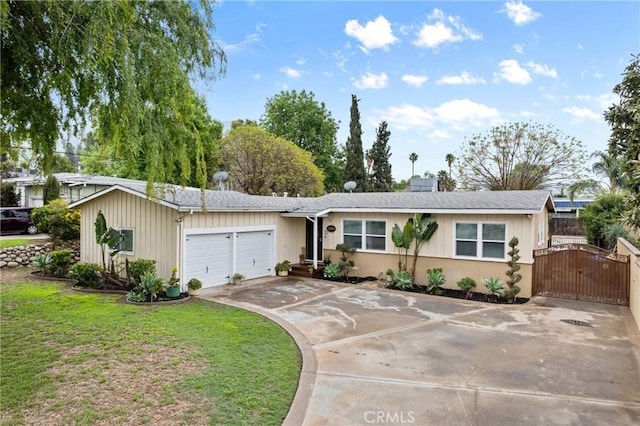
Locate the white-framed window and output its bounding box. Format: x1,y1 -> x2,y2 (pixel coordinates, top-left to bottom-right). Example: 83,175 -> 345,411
343,219 -> 386,251
455,222 -> 506,259
117,228 -> 134,254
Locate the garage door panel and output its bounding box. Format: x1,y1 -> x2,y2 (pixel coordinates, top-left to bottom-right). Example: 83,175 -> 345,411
184,233 -> 232,288
236,231 -> 274,280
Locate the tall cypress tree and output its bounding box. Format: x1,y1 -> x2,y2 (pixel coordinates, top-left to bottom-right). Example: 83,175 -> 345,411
343,94 -> 367,192
370,121 -> 393,192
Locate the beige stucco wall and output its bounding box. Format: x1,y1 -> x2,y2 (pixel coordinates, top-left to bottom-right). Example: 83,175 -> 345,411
321,210 -> 547,298
77,190 -> 178,280
618,238 -> 640,331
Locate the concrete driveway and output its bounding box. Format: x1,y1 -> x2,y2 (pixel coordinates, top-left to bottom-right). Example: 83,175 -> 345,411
201,278 -> 640,426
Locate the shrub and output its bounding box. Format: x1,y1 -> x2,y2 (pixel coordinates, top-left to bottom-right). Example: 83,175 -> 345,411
323,263 -> 340,278
138,271 -> 163,302
31,199 -> 80,241
49,249 -> 72,277
484,277 -> 504,299
336,243 -> 356,278
31,253 -> 52,275
393,270 -> 413,290
426,268 -> 445,295
69,262 -> 101,287
187,278 -> 202,290
457,277 -> 477,298
505,237 -> 522,301
128,259 -> 156,285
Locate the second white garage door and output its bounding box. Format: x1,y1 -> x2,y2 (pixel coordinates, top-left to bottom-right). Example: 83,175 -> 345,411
235,230 -> 274,280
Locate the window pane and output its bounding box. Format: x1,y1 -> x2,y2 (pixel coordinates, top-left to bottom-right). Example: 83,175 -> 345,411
456,241 -> 477,256
456,223 -> 477,240
120,229 -> 134,252
482,224 -> 505,241
343,220 -> 362,234
366,236 -> 385,251
366,221 -> 385,235
344,235 -> 362,250
483,242 -> 504,258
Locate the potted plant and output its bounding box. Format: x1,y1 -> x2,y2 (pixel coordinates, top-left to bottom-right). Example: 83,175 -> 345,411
307,264 -> 315,277
165,266 -> 180,298
187,278 -> 202,296
232,272 -> 245,285
275,260 -> 291,277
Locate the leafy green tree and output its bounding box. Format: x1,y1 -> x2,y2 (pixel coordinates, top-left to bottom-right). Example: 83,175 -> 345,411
231,119 -> 258,130
1,0 -> 225,187
344,95 -> 367,192
409,153 -> 418,178
408,213 -> 438,281
605,54 -> 640,229
458,122 -> 586,190
445,153 -> 456,180
369,121 -> 393,192
579,193 -> 626,248
220,126 -> 324,196
43,175 -> 60,205
50,154 -> 75,173
260,90 -> 343,192
591,150 -> 626,194
64,141 -> 79,171
0,181 -> 20,206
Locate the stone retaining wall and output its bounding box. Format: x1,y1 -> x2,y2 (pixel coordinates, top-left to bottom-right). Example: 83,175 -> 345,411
0,240 -> 80,268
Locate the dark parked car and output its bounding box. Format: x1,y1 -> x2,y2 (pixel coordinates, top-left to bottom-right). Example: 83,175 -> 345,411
0,207 -> 38,235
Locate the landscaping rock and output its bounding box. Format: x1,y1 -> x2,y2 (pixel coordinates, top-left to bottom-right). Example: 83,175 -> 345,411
0,240 -> 81,269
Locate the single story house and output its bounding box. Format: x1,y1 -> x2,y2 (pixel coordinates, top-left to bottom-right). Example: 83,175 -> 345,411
69,183 -> 555,298
6,173 -> 151,207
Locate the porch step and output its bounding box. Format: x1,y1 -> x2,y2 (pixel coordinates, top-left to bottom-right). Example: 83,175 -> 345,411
289,263 -> 325,278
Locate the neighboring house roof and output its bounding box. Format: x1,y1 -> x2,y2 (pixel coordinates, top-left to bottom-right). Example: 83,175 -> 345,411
6,173 -> 151,188
69,182 -> 555,216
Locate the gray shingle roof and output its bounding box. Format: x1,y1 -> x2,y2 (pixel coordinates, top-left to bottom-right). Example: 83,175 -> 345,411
88,183 -> 552,214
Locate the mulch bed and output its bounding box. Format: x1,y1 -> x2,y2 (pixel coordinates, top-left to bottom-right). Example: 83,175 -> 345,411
395,286 -> 529,304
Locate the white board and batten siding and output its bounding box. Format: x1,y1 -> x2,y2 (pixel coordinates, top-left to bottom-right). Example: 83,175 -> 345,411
182,226 -> 275,288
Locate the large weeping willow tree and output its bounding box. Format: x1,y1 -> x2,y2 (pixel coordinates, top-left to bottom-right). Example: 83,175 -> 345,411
1,0 -> 226,190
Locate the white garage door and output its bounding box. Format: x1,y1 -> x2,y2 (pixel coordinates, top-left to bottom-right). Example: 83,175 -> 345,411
235,231 -> 274,280
184,233 -> 232,288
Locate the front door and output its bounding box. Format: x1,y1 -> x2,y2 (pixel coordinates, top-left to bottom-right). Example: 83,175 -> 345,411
305,217 -> 323,261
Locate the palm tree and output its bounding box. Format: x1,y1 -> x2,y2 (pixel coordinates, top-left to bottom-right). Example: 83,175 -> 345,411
445,153 -> 455,179
591,150 -> 625,194
409,152 -> 418,177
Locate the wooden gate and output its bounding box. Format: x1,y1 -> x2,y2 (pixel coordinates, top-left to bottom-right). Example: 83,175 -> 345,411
533,244 -> 630,305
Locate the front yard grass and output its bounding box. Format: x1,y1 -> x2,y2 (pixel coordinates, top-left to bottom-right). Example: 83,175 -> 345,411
0,239 -> 30,249
1,271 -> 301,425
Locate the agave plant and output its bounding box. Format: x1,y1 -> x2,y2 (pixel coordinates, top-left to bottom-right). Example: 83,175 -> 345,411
484,277 -> 504,299
138,271 -> 164,302
393,270 -> 413,290
426,268 -> 445,295
323,263 -> 340,279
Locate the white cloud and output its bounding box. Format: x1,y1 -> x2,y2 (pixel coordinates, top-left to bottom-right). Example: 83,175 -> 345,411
219,33 -> 261,53
373,99 -> 499,131
295,56 -> 306,66
576,93 -> 618,109
353,72 -> 388,89
376,104 -> 435,130
513,43 -> 525,54
434,99 -> 499,124
562,106 -> 600,121
526,61 -> 558,78
280,66 -> 302,79
436,71 -> 486,85
502,1 -> 542,26
428,129 -> 453,139
401,74 -> 429,87
332,50 -> 350,73
413,8 -> 482,49
494,59 -> 532,85
344,15 -> 398,51
251,73 -> 261,80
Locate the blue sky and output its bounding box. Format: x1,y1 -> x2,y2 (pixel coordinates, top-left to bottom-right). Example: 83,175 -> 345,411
202,1 -> 640,183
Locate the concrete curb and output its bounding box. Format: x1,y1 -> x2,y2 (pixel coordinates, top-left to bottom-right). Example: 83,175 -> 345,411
200,296 -> 317,426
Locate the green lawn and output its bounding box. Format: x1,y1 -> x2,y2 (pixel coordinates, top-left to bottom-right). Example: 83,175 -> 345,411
1,274 -> 301,425
0,239 -> 30,249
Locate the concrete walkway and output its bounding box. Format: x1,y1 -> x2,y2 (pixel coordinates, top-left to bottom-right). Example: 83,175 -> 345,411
200,277 -> 640,426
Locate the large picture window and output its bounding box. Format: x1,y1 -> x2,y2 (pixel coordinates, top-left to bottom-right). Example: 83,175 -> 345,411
455,223 -> 505,259
343,219 -> 386,251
